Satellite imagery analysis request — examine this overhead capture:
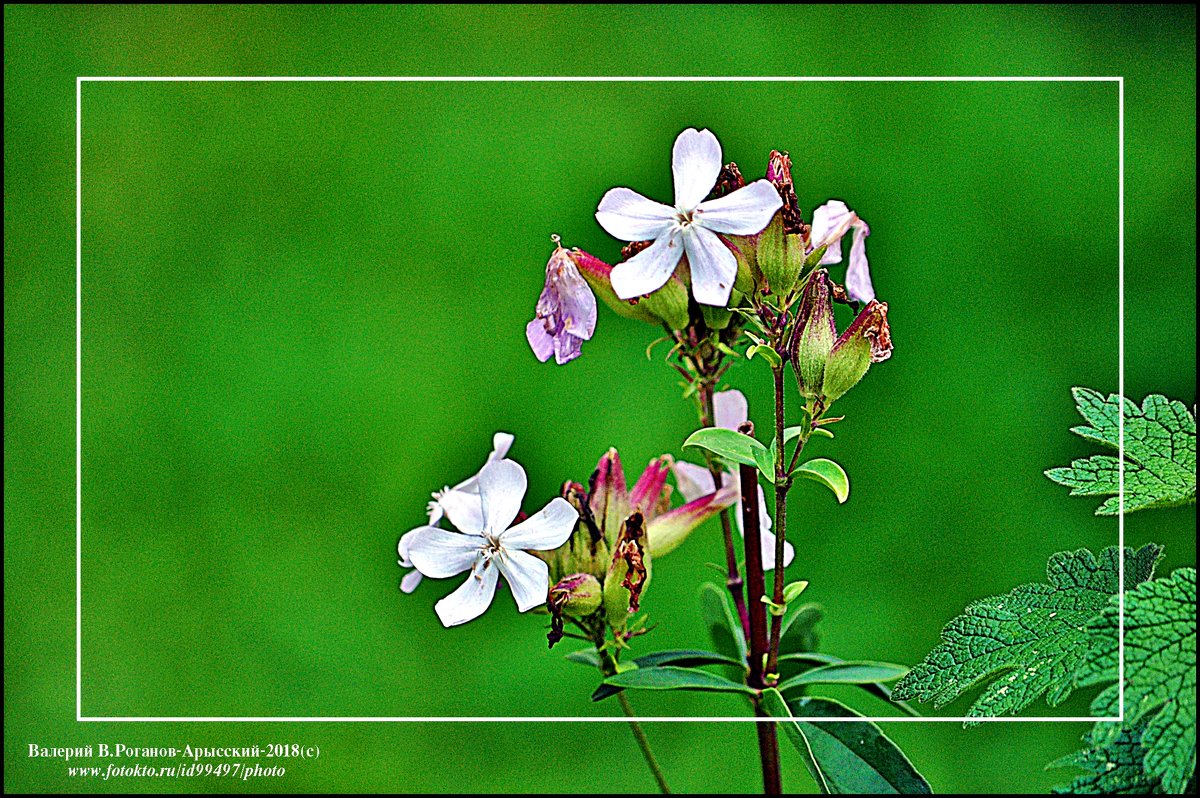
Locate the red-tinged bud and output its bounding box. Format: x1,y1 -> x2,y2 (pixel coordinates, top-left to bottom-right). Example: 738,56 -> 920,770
822,300 -> 892,402
791,271 -> 837,398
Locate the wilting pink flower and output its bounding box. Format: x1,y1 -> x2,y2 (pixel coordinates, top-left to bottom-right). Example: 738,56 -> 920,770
526,240 -> 598,365
810,200 -> 874,304
583,448 -> 738,557
673,390 -> 795,570
595,128 -> 782,307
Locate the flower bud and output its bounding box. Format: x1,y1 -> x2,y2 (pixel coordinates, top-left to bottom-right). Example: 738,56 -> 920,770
574,248 -> 690,330
546,573 -> 604,648
766,150 -> 808,238
604,511 -> 651,629
822,300 -> 892,402
791,271 -> 837,398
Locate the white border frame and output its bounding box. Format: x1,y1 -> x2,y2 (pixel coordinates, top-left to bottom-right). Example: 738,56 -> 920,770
75,76 -> 1123,720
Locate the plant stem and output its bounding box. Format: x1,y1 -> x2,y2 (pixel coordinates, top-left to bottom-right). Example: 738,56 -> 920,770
617,692 -> 672,794
697,383 -> 751,640
739,448 -> 782,796
765,365 -> 790,681
596,634 -> 672,794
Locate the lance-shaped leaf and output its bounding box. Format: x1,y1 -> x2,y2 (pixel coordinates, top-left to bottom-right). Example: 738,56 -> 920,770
892,545 -> 1162,721
762,691 -> 932,794
599,665 -> 756,698
699,582 -> 748,662
777,661 -> 909,694
1075,568 -> 1197,793
1046,389 -> 1196,515
590,649 -> 747,702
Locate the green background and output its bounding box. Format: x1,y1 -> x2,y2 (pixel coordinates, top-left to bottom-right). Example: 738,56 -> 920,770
4,4 -> 1195,793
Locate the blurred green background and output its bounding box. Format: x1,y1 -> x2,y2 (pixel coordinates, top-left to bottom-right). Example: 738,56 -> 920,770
4,4 -> 1195,794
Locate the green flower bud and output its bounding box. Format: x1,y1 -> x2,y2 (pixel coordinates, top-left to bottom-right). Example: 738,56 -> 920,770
791,271 -> 837,399
574,248 -> 689,329
756,151 -> 811,297
822,300 -> 892,402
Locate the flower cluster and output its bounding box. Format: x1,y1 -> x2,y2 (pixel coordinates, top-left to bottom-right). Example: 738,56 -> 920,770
525,127 -> 889,384
399,438 -> 735,635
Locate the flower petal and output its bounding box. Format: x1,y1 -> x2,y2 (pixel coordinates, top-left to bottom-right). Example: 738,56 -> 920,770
629,455 -> 673,515
672,128 -> 722,210
405,526 -> 482,578
400,568 -> 424,594
555,256 -> 598,341
595,187 -> 676,242
500,496 -> 578,550
672,460 -> 718,503
760,531 -> 795,571
844,220 -> 875,303
810,200 -> 859,265
713,389 -> 749,431
434,560 -> 499,627
477,460 -> 527,534
496,549 -> 551,612
525,318 -> 554,362
436,488 -> 486,535
610,228 -> 684,300
646,482 -> 739,557
696,180 -> 783,235
682,225 -> 738,307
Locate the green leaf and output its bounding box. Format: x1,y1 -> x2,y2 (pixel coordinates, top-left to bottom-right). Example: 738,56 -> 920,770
590,649 -> 747,702
1045,389 -> 1196,515
564,648 -> 601,667
762,691 -> 932,794
699,582 -> 748,662
1075,568 -> 1197,793
777,661 -> 910,694
892,545 -> 1163,721
1049,723 -> 1168,795
684,427 -> 767,468
783,580 -> 810,603
747,343 -> 783,368
780,602 -> 823,654
600,665 -> 756,697
754,442 -> 777,485
793,458 -> 850,504
777,652 -> 922,718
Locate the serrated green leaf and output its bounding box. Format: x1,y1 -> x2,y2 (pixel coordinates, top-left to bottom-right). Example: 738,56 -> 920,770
1046,389 -> 1196,515
1076,568 -> 1197,793
793,458 -> 850,503
777,661 -> 910,694
599,665 -> 756,697
684,427 -> 767,468
1049,723 -> 1167,794
699,582 -> 748,662
892,545 -> 1163,721
762,691 -> 932,794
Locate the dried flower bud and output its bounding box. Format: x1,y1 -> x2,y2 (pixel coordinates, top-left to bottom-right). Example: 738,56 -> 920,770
547,573 -> 603,648
766,150 -> 809,238
709,161 -> 746,200
604,511 -> 650,628
822,300 -> 892,402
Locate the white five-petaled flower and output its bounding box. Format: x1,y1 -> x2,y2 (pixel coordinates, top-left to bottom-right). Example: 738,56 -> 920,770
595,128 -> 783,307
404,459 -> 579,627
672,390 -> 795,571
396,432 -> 514,593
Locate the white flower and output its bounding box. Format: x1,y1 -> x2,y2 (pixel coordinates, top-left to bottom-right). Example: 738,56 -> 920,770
672,390 -> 795,570
397,432 -> 514,593
810,200 -> 874,304
404,459 -> 578,627
595,128 -> 782,308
